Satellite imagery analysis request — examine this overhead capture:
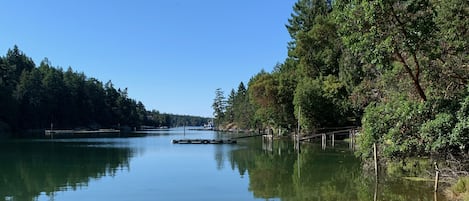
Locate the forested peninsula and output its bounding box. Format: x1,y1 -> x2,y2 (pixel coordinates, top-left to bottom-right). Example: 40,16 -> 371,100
0,46 -> 209,137
212,0 -> 468,197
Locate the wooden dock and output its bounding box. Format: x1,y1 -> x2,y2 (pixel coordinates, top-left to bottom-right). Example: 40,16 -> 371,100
44,129 -> 146,139
298,128 -> 357,141
293,127 -> 359,150
172,139 -> 237,144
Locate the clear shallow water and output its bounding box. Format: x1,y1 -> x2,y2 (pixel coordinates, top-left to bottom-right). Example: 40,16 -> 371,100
0,128 -> 447,201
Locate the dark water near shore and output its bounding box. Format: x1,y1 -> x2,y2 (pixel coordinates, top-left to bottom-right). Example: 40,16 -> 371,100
0,128 -> 447,201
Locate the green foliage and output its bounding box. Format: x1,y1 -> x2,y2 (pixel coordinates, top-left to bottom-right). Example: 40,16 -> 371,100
380,101 -> 426,156
293,14 -> 341,77
294,78 -> 323,130
214,0 -> 468,160
359,92 -> 469,158
452,91 -> 469,151
333,0 -> 469,159
450,177 -> 469,201
359,97 -> 428,157
453,177 -> 469,194
337,0 -> 435,101
232,82 -> 255,129
294,75 -> 350,132
212,88 -> 226,125
274,66 -> 297,130
249,72 -> 279,128
6,45 -> 36,79
419,113 -> 455,153
286,0 -> 329,42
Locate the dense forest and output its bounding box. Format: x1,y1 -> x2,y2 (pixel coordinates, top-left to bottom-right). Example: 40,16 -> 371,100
0,46 -> 209,137
213,0 -> 468,160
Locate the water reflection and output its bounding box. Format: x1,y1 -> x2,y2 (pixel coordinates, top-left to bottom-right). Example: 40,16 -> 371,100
0,130 -> 450,201
226,138 -> 447,201
0,140 -> 134,201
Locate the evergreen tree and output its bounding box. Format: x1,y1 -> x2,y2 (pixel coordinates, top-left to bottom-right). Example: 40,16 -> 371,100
212,88 -> 226,126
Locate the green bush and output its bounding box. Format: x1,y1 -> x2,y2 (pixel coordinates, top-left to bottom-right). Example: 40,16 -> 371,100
357,97 -> 431,158
357,94 -> 469,158
454,177 -> 469,194
451,94 -> 469,152
450,177 -> 469,201
419,113 -> 455,153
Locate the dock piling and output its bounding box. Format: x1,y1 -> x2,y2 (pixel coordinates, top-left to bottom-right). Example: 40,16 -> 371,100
373,143 -> 378,177
434,163 -> 439,192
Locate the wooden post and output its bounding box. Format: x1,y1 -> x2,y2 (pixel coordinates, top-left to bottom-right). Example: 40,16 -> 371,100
434,163 -> 439,192
296,106 -> 301,151
297,106 -> 301,136
50,122 -> 54,139
322,134 -> 326,150
373,143 -> 378,177
332,133 -> 335,147
373,141 -> 379,201
348,131 -> 353,149
374,175 -> 378,201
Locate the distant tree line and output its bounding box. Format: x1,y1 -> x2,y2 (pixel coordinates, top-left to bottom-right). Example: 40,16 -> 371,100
213,0 -> 468,158
0,46 -> 209,137
144,111 -> 211,128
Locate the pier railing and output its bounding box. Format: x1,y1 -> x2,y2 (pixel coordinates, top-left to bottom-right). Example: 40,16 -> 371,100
292,127 -> 359,150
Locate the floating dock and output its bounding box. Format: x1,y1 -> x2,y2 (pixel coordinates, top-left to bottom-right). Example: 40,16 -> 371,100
172,139 -> 237,144
44,129 -> 146,139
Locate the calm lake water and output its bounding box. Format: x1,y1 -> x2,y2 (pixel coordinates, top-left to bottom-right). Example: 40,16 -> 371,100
0,128 -> 447,201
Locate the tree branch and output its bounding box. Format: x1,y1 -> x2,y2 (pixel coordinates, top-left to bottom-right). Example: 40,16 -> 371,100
394,48 -> 427,101
389,3 -> 427,101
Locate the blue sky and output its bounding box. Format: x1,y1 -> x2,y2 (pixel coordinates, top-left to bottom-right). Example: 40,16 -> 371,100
1,0 -> 296,117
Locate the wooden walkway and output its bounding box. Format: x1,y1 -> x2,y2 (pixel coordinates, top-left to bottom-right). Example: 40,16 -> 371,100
294,127 -> 359,150
298,128 -> 357,141
231,133 -> 266,139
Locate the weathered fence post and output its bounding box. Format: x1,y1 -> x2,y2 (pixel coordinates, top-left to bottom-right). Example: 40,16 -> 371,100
322,134 -> 326,150
332,133 -> 335,147
434,162 -> 439,192
373,143 -> 378,177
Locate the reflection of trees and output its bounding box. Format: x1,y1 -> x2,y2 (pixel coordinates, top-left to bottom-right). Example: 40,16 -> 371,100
228,139 -> 448,201
0,141 -> 134,201
229,139 -> 297,200
289,146 -> 372,201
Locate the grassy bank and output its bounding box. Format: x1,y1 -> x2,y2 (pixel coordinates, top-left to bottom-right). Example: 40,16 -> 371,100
447,177 -> 469,201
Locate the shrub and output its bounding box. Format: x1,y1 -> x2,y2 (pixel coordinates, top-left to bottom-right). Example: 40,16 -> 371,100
358,97 -> 431,158
451,94 -> 469,152
448,177 -> 469,201
419,113 -> 456,153
357,95 -> 468,158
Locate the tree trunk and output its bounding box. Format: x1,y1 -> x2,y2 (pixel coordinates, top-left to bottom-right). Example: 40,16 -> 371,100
395,50 -> 427,101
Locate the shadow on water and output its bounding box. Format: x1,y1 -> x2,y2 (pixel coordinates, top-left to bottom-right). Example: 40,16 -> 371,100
225,137 -> 448,201
0,139 -> 135,201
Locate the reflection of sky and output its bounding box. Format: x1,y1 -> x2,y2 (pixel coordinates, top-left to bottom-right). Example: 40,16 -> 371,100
6,128 -> 447,201
39,130 -> 260,201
